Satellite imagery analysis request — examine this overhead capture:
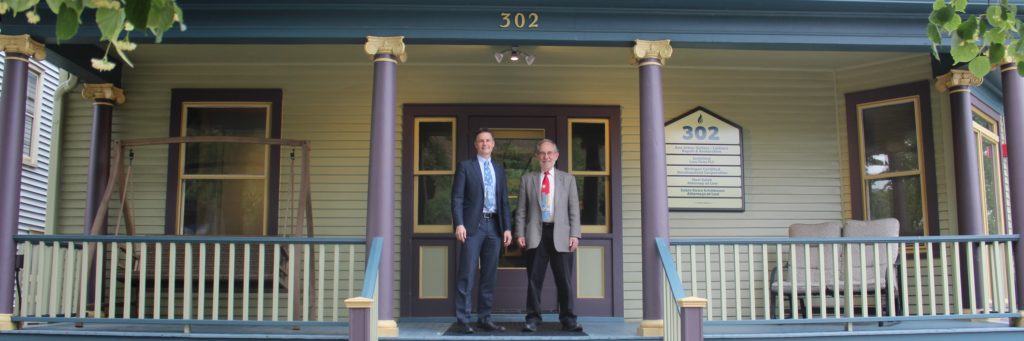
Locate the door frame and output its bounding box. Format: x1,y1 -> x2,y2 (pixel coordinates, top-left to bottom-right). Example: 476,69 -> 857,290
400,104 -> 623,317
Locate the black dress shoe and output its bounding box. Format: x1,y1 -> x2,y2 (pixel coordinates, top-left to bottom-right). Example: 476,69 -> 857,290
477,320 -> 506,332
522,321 -> 538,332
562,322 -> 583,332
455,322 -> 475,334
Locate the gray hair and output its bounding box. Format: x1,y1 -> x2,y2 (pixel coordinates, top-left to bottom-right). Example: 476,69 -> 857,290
535,139 -> 559,154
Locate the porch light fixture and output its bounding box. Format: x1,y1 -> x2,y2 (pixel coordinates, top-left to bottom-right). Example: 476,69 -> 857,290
494,46 -> 535,65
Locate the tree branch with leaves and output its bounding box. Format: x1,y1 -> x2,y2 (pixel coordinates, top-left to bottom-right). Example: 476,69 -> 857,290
0,0 -> 185,71
928,0 -> 1024,77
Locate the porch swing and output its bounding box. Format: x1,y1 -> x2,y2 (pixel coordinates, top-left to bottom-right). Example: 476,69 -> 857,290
86,136 -> 316,319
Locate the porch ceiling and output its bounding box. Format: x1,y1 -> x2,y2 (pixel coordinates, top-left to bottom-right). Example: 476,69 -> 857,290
128,44 -> 916,71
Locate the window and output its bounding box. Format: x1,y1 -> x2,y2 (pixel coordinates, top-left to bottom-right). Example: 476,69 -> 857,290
413,117 -> 456,233
167,90 -> 282,235
568,118 -> 610,234
22,65 -> 43,166
846,81 -> 938,237
972,108 -> 1005,235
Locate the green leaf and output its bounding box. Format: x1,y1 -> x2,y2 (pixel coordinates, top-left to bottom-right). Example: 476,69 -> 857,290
953,0 -> 968,12
990,43 -> 1006,64
951,33 -> 981,63
935,6 -> 956,25
934,0 -> 945,11
95,7 -> 124,42
55,3 -> 80,42
956,15 -> 979,40
987,5 -> 1004,27
969,56 -> 991,78
172,2 -> 185,31
147,1 -> 175,43
125,0 -> 151,30
932,44 -> 941,60
45,0 -> 63,14
943,14 -> 963,32
1017,61 -> 1024,77
66,0 -> 84,13
984,28 -> 1007,44
111,42 -> 135,68
9,0 -> 38,12
928,24 -> 941,44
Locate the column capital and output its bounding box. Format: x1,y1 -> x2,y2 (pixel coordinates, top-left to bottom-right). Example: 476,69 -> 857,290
936,69 -> 984,93
0,34 -> 46,61
81,84 -> 126,105
365,36 -> 407,63
631,39 -> 673,66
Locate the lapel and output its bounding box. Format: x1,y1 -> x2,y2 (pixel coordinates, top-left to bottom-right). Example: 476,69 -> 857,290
468,157 -> 483,190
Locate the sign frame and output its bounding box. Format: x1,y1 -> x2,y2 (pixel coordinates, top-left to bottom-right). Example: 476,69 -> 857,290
664,106 -> 745,212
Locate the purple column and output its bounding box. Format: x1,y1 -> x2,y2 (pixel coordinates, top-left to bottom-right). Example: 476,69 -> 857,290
84,99 -> 113,234
0,51 -> 30,321
638,53 -> 671,322
364,37 -> 403,329
943,76 -> 986,308
1000,63 -> 1024,321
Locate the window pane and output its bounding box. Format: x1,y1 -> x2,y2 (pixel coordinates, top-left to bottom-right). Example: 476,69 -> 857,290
867,175 -> 924,236
576,175 -> 607,227
490,128 -> 544,210
418,121 -> 454,171
416,175 -> 453,226
981,139 -> 1004,234
862,102 -> 920,175
182,179 -> 265,235
23,72 -> 39,156
184,107 -> 267,174
973,114 -> 994,131
571,121 -> 606,172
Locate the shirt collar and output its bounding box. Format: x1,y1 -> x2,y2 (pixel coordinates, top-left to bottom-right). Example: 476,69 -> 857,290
477,155 -> 491,163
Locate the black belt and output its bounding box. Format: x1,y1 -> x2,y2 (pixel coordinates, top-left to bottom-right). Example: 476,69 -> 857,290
481,212 -> 495,219
542,222 -> 554,228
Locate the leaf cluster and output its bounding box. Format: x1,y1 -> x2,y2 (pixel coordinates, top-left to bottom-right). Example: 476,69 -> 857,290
0,0 -> 186,71
928,0 -> 1024,77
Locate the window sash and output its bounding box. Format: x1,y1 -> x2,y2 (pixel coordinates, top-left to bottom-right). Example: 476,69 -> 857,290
22,67 -> 43,166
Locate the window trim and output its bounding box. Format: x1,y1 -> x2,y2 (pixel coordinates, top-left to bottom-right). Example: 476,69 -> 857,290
22,64 -> 44,167
568,118 -> 611,233
970,99 -> 1006,235
166,89 -> 283,235
845,80 -> 939,236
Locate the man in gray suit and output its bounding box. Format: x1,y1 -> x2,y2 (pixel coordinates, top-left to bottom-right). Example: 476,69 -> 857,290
515,139 -> 582,332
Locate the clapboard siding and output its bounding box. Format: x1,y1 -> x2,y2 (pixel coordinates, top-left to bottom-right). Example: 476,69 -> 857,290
835,54 -> 955,235
0,53 -> 60,234
54,44 -> 936,321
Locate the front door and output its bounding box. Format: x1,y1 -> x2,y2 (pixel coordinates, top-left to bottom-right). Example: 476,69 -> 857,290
401,105 -> 622,318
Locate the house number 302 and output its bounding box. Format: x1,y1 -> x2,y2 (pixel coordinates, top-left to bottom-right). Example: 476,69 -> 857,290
499,12 -> 539,29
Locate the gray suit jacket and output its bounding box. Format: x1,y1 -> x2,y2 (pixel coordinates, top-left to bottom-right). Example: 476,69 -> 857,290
514,169 -> 581,252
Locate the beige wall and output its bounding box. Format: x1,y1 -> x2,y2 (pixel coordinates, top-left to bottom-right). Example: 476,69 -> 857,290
54,44 -> 944,321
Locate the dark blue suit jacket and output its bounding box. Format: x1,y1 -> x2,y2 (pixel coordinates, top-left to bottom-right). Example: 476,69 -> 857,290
451,158 -> 511,235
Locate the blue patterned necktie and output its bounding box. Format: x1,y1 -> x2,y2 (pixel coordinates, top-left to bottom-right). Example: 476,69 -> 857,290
483,160 -> 495,212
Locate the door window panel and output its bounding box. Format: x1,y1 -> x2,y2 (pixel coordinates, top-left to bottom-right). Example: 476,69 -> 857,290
972,110 -> 1005,235
413,117 -> 456,233
569,119 -> 610,234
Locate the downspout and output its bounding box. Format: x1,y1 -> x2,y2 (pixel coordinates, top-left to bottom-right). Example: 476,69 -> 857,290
43,70 -> 79,234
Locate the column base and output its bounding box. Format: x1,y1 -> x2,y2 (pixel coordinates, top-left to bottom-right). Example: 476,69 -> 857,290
636,319 -> 663,336
1011,312 -> 1024,327
378,319 -> 399,337
0,313 -> 20,330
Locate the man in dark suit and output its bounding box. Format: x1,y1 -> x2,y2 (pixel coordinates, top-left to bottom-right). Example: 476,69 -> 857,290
515,138 -> 583,332
451,128 -> 512,334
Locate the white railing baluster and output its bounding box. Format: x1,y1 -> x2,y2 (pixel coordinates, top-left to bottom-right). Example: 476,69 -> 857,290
333,245 -> 340,322
832,244 -> 840,318
748,245 -> 755,320
197,243 -> 206,320
50,242 -> 62,317
259,244 -> 267,321
926,242 -> 936,315
818,244 -> 826,319
1006,241 -> 1017,312
94,242 -> 103,318
169,243 -> 177,319
123,242 -> 133,319
993,242 -> 1005,313
139,243 -> 147,319
284,244 -> 292,322
184,243 -> 193,321
761,245 -> 769,320
719,245 -> 726,320
776,244 -> 783,320
940,242 -> 949,315
303,244 -> 311,321
953,242 -> 963,313
802,244 -> 811,319
228,243 -> 237,321
873,243 -> 881,318
107,242 -> 118,317
154,243 -> 162,319
63,243 -> 76,317
913,242 -> 922,315
21,242 -> 33,317
886,242 -> 896,317
845,243 -> 853,318
213,243 -> 221,320
734,245 -> 741,320
967,242 -> 977,312
79,242 -> 88,319
245,244 -> 254,321
318,244 -> 325,321
790,244 -> 797,319
273,244 -> 281,321
859,242 -> 867,317
979,242 -> 991,313
706,245 -> 713,319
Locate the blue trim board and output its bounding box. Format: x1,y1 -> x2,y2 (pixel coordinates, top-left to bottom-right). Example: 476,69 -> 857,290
670,234 -> 1019,245
655,237 -> 686,299
359,237 -> 384,298
704,313 -> 1022,326
11,317 -> 347,327
14,234 -> 366,244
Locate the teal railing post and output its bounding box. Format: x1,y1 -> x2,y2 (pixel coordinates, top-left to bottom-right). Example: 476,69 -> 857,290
346,237 -> 383,341
656,238 -> 705,341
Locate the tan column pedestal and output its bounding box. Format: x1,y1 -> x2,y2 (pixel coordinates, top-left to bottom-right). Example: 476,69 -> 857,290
378,320 -> 399,337
0,313 -> 19,330
637,319 -> 664,336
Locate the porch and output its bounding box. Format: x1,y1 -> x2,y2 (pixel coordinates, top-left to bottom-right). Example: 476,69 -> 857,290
2,318 -> 1021,341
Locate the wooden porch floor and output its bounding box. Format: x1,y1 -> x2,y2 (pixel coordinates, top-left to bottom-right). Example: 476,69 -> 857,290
2,317 -> 1022,341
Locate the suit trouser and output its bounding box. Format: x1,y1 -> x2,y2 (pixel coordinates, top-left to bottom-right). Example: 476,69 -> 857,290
455,217 -> 501,323
525,225 -> 576,324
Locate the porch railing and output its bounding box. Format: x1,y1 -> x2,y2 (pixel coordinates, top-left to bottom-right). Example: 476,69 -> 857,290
663,235 -> 1020,328
13,234 -> 368,329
